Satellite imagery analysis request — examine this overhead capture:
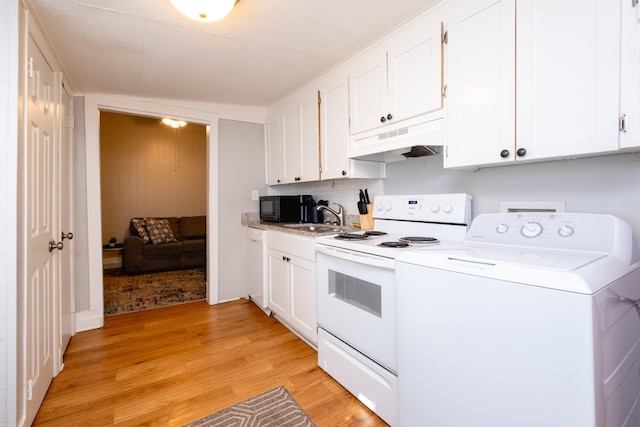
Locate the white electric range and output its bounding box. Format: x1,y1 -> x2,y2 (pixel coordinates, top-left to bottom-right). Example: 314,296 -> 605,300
315,193 -> 472,427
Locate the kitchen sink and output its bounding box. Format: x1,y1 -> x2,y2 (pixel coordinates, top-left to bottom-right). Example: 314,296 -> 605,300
280,224 -> 343,233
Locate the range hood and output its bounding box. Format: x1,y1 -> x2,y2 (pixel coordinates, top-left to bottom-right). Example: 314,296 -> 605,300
348,118 -> 443,163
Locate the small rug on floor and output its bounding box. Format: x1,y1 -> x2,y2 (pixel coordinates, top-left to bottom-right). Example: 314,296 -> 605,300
103,267 -> 205,315
184,386 -> 316,427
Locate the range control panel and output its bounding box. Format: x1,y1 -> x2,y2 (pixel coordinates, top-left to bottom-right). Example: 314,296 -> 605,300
465,212 -> 631,254
373,194 -> 472,224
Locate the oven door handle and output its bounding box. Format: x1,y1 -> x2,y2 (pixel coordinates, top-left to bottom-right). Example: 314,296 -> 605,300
316,244 -> 396,270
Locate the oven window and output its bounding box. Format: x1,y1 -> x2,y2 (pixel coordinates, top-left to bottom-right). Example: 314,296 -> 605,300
328,270 -> 382,317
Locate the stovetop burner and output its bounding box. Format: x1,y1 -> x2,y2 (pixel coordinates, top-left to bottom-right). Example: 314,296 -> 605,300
335,233 -> 369,241
364,230 -> 387,236
378,241 -> 410,248
399,236 -> 440,245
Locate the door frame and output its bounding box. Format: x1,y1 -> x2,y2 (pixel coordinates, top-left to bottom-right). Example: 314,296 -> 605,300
80,94 -> 220,330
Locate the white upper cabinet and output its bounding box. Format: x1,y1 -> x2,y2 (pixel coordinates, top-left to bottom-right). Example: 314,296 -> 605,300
515,0 -> 620,159
620,1 -> 640,149
297,87 -> 321,182
318,65 -> 352,179
445,0 -> 624,168
281,103 -> 301,183
349,9 -> 445,138
265,114 -> 283,185
444,0 -> 515,168
265,89 -> 320,185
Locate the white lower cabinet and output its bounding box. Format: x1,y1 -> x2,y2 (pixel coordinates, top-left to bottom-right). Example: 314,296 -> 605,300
267,231 -> 317,345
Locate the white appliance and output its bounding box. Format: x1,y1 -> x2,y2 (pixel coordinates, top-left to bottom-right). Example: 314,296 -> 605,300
316,193 -> 472,426
245,226 -> 269,314
396,212 -> 640,427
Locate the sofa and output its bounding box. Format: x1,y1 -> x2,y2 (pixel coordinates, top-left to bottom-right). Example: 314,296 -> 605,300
123,216 -> 206,275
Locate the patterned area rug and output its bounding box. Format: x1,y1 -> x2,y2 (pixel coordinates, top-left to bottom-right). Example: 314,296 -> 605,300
103,268 -> 206,315
184,386 -> 316,427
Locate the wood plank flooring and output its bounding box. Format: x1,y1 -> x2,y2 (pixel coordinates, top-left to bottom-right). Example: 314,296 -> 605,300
34,299 -> 388,426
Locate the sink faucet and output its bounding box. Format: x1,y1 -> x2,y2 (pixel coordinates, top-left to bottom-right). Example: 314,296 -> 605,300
317,203 -> 345,226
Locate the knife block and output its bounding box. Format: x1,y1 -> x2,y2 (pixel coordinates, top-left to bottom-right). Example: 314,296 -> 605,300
359,204 -> 374,230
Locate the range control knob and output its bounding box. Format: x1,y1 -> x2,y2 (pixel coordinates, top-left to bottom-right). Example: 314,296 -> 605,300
496,224 -> 509,234
521,222 -> 543,238
385,203 -> 392,211
558,225 -> 574,237
376,203 -> 384,211
430,203 -> 440,213
442,203 -> 453,213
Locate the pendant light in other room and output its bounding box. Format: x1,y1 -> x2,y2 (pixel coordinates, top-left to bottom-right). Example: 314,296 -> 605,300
162,118 -> 187,128
170,0 -> 239,22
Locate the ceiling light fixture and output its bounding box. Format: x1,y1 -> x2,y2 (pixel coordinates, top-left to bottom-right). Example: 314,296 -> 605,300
162,118 -> 187,128
170,0 -> 239,22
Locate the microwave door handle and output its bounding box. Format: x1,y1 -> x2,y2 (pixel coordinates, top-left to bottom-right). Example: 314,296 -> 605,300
316,245 -> 395,270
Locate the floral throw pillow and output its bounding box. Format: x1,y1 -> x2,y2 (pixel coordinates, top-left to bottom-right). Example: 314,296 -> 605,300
131,218 -> 151,244
145,218 -> 177,245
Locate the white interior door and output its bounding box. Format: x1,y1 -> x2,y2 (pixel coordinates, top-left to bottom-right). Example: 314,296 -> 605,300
56,80 -> 74,369
24,36 -> 57,425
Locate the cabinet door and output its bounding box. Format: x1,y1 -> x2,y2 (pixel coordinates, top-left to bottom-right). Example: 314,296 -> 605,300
281,104 -> 300,184
349,47 -> 388,135
619,1 -> 640,149
516,0 -> 620,159
298,88 -> 320,182
387,11 -> 444,124
319,67 -> 352,180
444,0 -> 516,169
267,248 -> 289,320
289,256 -> 317,344
265,116 -> 283,184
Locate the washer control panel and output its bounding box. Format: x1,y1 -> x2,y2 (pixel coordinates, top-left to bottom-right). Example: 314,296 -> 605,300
465,212 -> 629,253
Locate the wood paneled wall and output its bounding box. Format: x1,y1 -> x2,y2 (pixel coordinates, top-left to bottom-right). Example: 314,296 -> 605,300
100,112 -> 206,244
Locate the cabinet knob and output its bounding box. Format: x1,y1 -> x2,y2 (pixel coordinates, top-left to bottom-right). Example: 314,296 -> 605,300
277,179 -> 281,183
380,116 -> 386,123
387,113 -> 393,120
341,170 -> 347,176
500,149 -> 510,158
516,148 -> 527,157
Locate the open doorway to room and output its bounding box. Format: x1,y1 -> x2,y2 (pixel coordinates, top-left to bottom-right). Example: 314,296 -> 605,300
99,111 -> 207,315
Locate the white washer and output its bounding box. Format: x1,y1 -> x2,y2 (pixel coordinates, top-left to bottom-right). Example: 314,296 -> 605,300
396,213 -> 640,427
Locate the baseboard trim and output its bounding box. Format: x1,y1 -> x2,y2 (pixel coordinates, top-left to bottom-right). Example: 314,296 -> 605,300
75,309 -> 104,332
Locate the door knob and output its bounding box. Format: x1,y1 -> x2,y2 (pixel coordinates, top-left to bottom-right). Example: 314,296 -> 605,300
61,231 -> 74,241
49,240 -> 64,252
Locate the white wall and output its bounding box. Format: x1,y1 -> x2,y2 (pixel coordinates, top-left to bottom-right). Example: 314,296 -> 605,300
218,119 -> 267,301
1,0 -> 19,425
384,151 -> 640,252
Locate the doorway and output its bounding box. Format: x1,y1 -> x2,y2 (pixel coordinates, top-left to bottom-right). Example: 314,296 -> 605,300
99,111 -> 207,314
79,95 -> 220,330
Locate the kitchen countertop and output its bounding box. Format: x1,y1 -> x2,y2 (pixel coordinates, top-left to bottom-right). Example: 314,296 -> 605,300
241,212 -> 359,237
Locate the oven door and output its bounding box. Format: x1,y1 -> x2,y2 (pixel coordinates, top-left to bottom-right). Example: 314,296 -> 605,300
316,244 -> 397,372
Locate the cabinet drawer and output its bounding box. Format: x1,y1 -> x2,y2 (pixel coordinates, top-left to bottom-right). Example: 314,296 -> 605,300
267,231 -> 315,261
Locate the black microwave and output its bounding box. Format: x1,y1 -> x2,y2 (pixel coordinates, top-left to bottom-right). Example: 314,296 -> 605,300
260,195 -> 312,223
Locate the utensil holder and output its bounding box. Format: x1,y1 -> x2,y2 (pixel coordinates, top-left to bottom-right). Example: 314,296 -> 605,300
359,204 -> 374,230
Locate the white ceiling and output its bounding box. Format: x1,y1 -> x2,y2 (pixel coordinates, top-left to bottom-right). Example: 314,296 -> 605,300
27,0 -> 439,107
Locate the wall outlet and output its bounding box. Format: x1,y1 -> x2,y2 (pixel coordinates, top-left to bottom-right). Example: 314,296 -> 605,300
251,190 -> 259,201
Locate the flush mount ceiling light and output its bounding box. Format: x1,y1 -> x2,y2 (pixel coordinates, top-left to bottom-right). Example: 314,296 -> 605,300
170,0 -> 239,22
162,118 -> 187,128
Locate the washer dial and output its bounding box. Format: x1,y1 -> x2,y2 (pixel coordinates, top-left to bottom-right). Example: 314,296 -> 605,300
558,225 -> 574,237
521,222 -> 543,238
496,224 -> 509,234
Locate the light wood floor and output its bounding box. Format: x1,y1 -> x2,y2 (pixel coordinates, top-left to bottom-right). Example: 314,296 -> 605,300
34,299 -> 388,426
